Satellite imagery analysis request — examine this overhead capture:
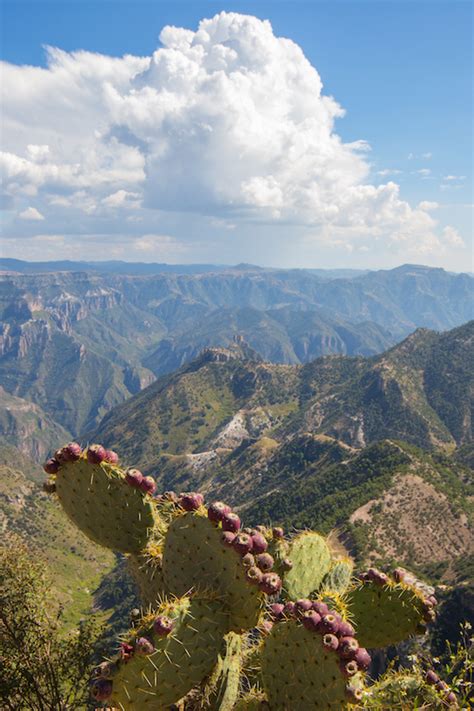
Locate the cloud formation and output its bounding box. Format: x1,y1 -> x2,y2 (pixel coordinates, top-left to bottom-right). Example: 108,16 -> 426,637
0,12 -> 466,261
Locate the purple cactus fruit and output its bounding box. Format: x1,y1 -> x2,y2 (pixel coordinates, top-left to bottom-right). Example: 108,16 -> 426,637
340,660 -> 359,678
90,678 -> 113,701
353,647 -> 371,671
251,532 -> 268,554
269,603 -> 285,620
61,442 -> 82,461
87,444 -> 107,464
246,566 -> 264,585
259,572 -> 282,596
312,600 -> 329,616
338,637 -> 359,660
282,558 -> 293,571
233,532 -> 254,556
295,599 -> 313,616
135,637 -> 155,655
322,633 -> 339,650
54,447 -> 68,463
272,526 -> 284,539
120,642 -> 134,661
140,476 -> 156,495
345,685 -> 364,703
242,553 -> 255,568
153,615 -> 174,636
179,492 -> 204,511
284,601 -> 296,616
221,531 -> 236,547
104,449 -> 119,464
445,691 -> 457,705
366,568 -> 388,586
302,611 -> 321,632
256,553 -> 274,572
222,512 -> 241,533
392,567 -> 406,583
425,669 -> 439,686
260,620 -> 274,635
319,614 -> 340,635
43,458 -> 60,475
338,620 -> 355,638
207,501 -> 231,523
43,479 -> 56,494
435,680 -> 449,692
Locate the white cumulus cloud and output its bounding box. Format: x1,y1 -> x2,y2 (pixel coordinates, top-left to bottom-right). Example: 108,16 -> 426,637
0,11 -> 466,260
18,206 -> 45,220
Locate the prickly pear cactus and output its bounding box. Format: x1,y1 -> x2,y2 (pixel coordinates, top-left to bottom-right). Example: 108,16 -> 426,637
45,445 -> 157,553
162,511 -> 266,631
106,596 -> 229,709
279,531 -> 332,600
200,632 -> 242,711
127,547 -> 168,606
347,569 -> 434,648
321,557 -> 354,594
261,612 -> 366,709
363,669 -> 458,709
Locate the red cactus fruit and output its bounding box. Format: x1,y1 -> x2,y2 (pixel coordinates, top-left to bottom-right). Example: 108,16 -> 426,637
251,532 -> 268,554
233,532 -> 254,556
222,512 -> 241,533
120,642 -> 134,662
269,603 -> 285,620
246,566 -> 263,585
295,599 -> 313,615
392,567 -> 406,583
139,476 -> 156,495
153,615 -> 174,636
340,660 -> 359,678
259,573 -> 282,595
338,620 -> 355,637
87,444 -> 106,464
353,647 -> 371,671
43,458 -> 60,475
256,552 -> 274,571
302,611 -> 322,632
425,669 -> 439,685
207,501 -> 231,523
338,637 -> 359,659
284,601 -> 296,616
90,678 -> 113,701
242,552 -> 255,568
221,531 -> 236,547
135,637 -> 155,655
60,442 -> 82,461
281,558 -> 293,570
179,492 -> 204,511
322,633 -> 339,650
319,614 -> 340,635
312,600 -> 329,616
272,526 -> 284,539
104,449 -> 119,464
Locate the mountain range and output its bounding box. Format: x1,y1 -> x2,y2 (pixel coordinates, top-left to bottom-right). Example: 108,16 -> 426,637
0,262 -> 472,458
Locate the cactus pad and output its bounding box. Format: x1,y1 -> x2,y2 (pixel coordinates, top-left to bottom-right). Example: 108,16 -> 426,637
201,632 -> 242,711
321,558 -> 354,594
109,596 -> 229,709
347,578 -> 429,648
162,512 -> 264,631
55,455 -> 156,553
234,691 -> 268,710
127,548 -> 168,607
261,618 -> 365,709
281,532 -> 332,600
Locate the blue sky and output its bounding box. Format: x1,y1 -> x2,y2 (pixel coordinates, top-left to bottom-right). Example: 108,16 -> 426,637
1,0 -> 472,269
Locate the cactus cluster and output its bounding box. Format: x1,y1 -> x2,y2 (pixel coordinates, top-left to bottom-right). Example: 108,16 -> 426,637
43,443 -> 457,709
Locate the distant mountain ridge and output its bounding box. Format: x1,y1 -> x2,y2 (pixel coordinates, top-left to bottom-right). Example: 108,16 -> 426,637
90,322 -> 473,580
0,263 -> 472,455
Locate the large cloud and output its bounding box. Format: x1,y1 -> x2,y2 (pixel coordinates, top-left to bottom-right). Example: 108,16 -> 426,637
0,12 -> 465,260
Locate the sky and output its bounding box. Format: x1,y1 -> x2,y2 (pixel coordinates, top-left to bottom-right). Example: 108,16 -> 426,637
1,0 -> 472,270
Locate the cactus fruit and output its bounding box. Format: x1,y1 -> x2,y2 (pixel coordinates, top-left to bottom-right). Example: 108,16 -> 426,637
162,511 -> 266,631
50,449 -> 157,553
261,613 -> 366,710
347,572 -> 432,648
280,531 -> 332,600
108,596 -> 229,709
